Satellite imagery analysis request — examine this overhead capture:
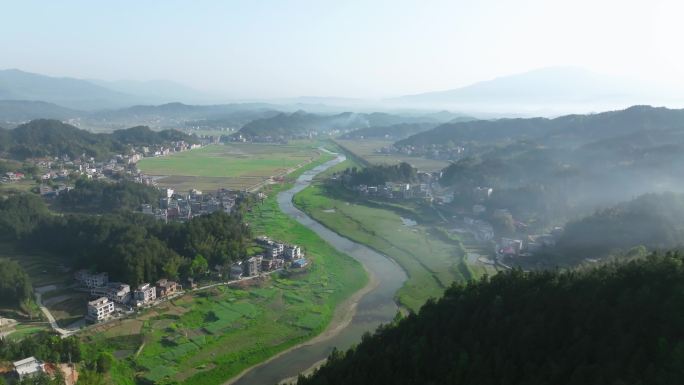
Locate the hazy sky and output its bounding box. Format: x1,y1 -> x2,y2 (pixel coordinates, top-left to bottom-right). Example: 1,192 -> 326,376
1,0 -> 681,99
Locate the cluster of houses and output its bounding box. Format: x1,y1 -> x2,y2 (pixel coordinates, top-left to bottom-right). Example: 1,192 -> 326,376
376,143 -> 466,161
76,236 -> 309,324
75,270 -> 181,323
495,227 -> 564,261
229,236 -> 308,280
11,141 -> 204,197
352,182 -> 433,202
1,171 -> 26,183
141,188 -> 241,222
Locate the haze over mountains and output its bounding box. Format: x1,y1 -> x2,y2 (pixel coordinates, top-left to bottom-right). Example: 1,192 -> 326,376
391,67 -> 680,113
1,67 -> 681,117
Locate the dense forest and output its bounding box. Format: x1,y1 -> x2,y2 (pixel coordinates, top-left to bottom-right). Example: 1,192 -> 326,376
341,162 -> 418,186
0,119 -> 195,160
55,179 -> 161,213
298,252 -> 684,385
0,258 -> 33,306
0,194 -> 251,286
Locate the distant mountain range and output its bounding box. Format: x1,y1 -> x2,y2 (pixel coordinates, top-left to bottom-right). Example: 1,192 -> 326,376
390,67 -> 681,113
0,69 -> 216,110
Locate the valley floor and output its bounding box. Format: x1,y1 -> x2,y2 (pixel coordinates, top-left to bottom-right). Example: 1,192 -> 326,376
292,158 -> 487,311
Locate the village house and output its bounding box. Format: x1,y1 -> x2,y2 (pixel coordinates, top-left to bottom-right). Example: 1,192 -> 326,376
155,279 -> 180,298
13,357 -> 45,380
75,270 -> 109,288
284,245 -> 302,260
133,283 -> 156,306
262,257 -> 284,271
86,297 -> 115,323
230,261 -> 244,280
243,256 -> 263,277
91,282 -> 131,304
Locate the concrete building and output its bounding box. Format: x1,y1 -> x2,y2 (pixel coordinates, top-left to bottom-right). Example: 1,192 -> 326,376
133,283 -> 156,306
155,279 -> 180,298
87,297 -> 114,323
243,256 -> 263,277
284,245 -> 302,260
74,270 -> 108,288
91,283 -> 131,304
13,357 -> 44,380
230,262 -> 243,280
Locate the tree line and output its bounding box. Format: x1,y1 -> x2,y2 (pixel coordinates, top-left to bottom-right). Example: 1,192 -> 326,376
0,193 -> 252,287
55,179 -> 162,213
341,162 -> 417,186
298,252 -> 684,385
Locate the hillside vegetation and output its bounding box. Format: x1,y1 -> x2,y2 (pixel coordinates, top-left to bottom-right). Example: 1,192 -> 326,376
0,119 -> 195,160
298,252 -> 684,385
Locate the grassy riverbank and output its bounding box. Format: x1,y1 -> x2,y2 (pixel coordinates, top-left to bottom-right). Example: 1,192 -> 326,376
293,160 -> 475,311
81,152 -> 367,385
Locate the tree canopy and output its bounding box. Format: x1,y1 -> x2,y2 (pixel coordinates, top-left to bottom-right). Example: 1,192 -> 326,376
298,252 -> 684,385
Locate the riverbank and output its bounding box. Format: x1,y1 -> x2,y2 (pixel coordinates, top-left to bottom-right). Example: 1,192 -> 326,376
227,153 -> 406,385
225,263 -> 379,385
292,163 -> 476,312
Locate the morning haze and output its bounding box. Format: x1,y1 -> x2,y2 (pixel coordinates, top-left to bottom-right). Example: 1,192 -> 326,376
1,2 -> 684,385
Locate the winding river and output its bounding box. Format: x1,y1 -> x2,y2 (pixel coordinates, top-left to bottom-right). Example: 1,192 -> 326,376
230,153 -> 407,385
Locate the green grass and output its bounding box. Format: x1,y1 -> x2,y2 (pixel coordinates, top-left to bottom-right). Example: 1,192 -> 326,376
5,323 -> 49,341
138,142 -> 324,191
334,139 -> 450,172
293,164 -> 475,311
83,153 -> 367,385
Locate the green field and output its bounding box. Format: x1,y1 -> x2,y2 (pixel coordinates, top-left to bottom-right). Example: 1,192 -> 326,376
334,139 -> 450,172
83,169 -> 367,385
293,160 -> 477,311
138,142 -> 324,191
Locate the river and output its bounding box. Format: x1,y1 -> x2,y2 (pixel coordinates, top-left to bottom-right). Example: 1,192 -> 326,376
230,153 -> 407,385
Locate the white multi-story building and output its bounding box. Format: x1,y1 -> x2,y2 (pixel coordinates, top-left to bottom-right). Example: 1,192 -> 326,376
87,297 -> 114,322
133,283 -> 157,305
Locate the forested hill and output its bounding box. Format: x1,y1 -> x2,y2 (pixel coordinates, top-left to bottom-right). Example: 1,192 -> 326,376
547,192 -> 684,265
298,253 -> 684,385
0,119 -> 196,160
397,105 -> 684,147
237,111 -> 361,138
237,110 -> 445,139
